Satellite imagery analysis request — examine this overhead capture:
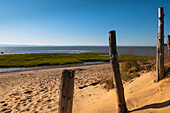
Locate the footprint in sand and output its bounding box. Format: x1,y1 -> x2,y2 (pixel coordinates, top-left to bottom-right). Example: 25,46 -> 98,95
37,99 -> 42,103
1,108 -> 11,113
15,97 -> 20,100
24,90 -> 33,94
2,103 -> 8,106
0,101 -> 5,103
46,99 -> 52,102
47,105 -> 52,109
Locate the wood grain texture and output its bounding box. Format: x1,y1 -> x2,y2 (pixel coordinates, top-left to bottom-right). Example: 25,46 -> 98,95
58,70 -> 75,113
156,7 -> 165,82
109,30 -> 128,113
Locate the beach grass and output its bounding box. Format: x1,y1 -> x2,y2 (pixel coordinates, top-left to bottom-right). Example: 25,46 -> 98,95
118,54 -> 155,63
0,53 -> 155,68
120,55 -> 155,81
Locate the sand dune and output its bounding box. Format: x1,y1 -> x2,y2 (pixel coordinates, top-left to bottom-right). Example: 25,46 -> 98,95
73,71 -> 170,113
0,64 -> 169,113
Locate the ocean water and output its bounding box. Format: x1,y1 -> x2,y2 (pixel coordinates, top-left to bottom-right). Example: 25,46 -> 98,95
0,46 -> 168,56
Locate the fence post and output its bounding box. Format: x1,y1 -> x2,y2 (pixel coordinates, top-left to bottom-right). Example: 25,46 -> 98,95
156,7 -> 165,82
109,30 -> 128,113
167,35 -> 170,55
58,70 -> 75,113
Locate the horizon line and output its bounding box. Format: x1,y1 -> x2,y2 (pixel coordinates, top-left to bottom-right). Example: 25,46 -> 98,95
0,43 -> 157,47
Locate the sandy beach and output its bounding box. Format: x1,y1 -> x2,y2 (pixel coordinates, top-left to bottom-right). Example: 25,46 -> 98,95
1,0 -> 170,112
0,64 -> 170,113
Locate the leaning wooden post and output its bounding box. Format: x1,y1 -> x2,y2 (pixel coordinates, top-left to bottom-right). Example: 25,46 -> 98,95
156,7 -> 165,82
58,70 -> 75,113
167,35 -> 170,55
109,30 -> 128,113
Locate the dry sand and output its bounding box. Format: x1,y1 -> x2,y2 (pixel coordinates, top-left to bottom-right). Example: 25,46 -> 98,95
0,64 -> 169,113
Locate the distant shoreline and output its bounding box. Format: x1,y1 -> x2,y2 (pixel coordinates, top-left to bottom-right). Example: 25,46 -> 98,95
0,44 -> 157,47
0,46 -> 160,56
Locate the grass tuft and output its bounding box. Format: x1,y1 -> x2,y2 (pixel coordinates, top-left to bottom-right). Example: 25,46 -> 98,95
103,77 -> 114,90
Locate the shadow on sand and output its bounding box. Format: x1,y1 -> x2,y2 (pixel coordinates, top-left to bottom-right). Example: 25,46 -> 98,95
129,100 -> 170,112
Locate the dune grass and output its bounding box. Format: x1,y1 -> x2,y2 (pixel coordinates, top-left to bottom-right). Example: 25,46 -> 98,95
120,55 -> 155,81
118,54 -> 155,63
103,55 -> 155,89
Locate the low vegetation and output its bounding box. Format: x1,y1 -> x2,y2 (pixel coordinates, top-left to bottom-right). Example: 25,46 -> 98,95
103,77 -> 114,90
120,55 -> 155,81
104,55 -> 155,89
0,53 -> 109,68
0,53 -> 155,72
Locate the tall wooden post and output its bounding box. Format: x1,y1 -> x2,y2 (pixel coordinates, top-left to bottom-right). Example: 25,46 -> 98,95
109,30 -> 128,113
156,7 -> 165,82
58,70 -> 75,113
167,35 -> 170,55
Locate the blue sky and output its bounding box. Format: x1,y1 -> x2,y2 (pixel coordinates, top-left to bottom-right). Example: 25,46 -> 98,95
0,0 -> 170,46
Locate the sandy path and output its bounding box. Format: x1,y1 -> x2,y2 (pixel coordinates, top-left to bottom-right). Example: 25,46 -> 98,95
0,64 -> 113,113
0,64 -> 169,113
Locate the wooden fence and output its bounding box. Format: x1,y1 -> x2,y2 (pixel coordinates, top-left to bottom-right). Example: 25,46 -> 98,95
58,70 -> 75,113
109,30 -> 128,113
156,7 -> 165,82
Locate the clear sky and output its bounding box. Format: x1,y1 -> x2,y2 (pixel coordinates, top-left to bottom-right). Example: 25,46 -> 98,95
0,0 -> 170,46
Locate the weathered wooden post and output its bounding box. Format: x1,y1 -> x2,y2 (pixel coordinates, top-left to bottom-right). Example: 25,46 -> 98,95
167,35 -> 170,55
58,70 -> 75,113
109,30 -> 128,113
156,7 -> 165,82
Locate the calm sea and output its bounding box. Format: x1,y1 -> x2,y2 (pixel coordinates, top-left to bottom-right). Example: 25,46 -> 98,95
0,46 -> 168,56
